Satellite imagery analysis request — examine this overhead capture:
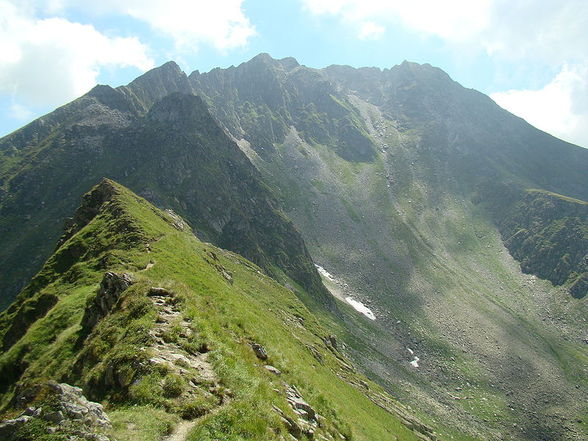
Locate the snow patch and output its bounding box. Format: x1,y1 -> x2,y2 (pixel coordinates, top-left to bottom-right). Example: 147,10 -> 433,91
314,264 -> 375,320
345,297 -> 376,320
407,347 -> 420,367
315,264 -> 336,282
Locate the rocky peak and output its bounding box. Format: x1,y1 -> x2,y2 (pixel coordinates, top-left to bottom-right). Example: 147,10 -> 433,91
119,61 -> 193,113
246,52 -> 279,67
86,85 -> 134,114
278,56 -> 300,71
57,179 -> 119,248
395,60 -> 453,82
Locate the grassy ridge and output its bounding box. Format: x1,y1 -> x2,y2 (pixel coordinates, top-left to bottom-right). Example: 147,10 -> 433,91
0,179 -> 424,441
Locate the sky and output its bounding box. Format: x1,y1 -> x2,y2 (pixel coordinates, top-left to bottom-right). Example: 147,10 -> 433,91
1,0 -> 587,148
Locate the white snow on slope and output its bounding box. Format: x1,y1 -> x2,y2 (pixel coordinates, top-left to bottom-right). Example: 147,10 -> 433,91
407,347 -> 420,367
315,264 -> 336,282
345,297 -> 376,320
315,264 -> 376,320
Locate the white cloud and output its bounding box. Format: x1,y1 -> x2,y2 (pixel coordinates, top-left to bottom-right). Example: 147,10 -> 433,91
358,21 -> 385,40
124,0 -> 256,51
9,102 -> 33,120
0,0 -> 154,109
0,0 -> 257,129
302,0 -> 492,41
37,0 -> 256,52
491,64 -> 588,148
302,0 -> 588,64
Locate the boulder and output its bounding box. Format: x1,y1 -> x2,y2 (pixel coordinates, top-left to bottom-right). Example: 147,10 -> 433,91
323,335 -> 338,350
0,381 -> 113,440
264,365 -> 282,375
148,287 -> 173,297
251,343 -> 268,360
0,415 -> 32,438
46,382 -> 111,428
286,385 -> 317,421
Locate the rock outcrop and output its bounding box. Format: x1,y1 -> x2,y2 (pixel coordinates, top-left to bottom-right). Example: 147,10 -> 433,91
0,381 -> 112,441
80,272 -> 134,333
251,343 -> 268,360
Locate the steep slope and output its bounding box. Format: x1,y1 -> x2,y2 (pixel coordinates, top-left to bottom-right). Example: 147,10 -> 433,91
0,179 -> 432,441
186,55 -> 588,441
0,74 -> 329,311
486,187 -> 587,298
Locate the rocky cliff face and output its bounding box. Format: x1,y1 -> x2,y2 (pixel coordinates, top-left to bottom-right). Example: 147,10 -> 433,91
493,189 -> 587,298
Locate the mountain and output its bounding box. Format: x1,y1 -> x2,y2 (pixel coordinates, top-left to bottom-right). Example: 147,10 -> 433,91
0,77 -> 331,311
186,55 -> 588,441
0,179 -> 434,441
1,54 -> 587,441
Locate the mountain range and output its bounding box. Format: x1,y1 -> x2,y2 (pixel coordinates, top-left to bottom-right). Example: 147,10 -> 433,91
0,54 -> 586,441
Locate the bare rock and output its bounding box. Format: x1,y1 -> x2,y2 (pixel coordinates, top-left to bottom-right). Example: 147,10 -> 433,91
264,365 -> 282,375
323,335 -> 338,350
148,286 -> 173,297
164,209 -> 188,231
286,385 -> 317,422
0,415 -> 33,438
46,381 -> 111,428
81,272 -> 134,332
0,381 -> 113,440
251,343 -> 268,360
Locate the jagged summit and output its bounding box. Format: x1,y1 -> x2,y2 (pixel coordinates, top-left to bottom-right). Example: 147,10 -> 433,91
241,53 -> 301,71
119,60 -> 192,113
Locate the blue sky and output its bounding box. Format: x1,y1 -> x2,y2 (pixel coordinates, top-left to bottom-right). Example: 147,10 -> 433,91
1,0 -> 587,147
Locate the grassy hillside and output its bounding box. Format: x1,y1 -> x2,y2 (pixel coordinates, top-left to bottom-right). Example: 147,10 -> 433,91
0,179 -> 431,441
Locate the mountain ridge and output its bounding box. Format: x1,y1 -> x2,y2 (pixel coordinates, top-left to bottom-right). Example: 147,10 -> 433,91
0,80 -> 332,311
1,53 -> 587,441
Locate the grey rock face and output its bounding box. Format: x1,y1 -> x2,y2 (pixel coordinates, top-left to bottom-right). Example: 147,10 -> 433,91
0,415 -> 33,439
46,382 -> 112,428
286,385 -> 317,422
0,381 -> 112,440
264,365 -> 282,375
81,272 -> 134,332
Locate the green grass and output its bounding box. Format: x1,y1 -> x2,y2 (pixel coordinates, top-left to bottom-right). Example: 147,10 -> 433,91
0,180 -> 422,441
527,188 -> 587,205
110,406 -> 178,441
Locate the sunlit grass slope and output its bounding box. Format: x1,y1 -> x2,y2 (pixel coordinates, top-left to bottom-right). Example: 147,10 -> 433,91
0,179 -> 426,441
